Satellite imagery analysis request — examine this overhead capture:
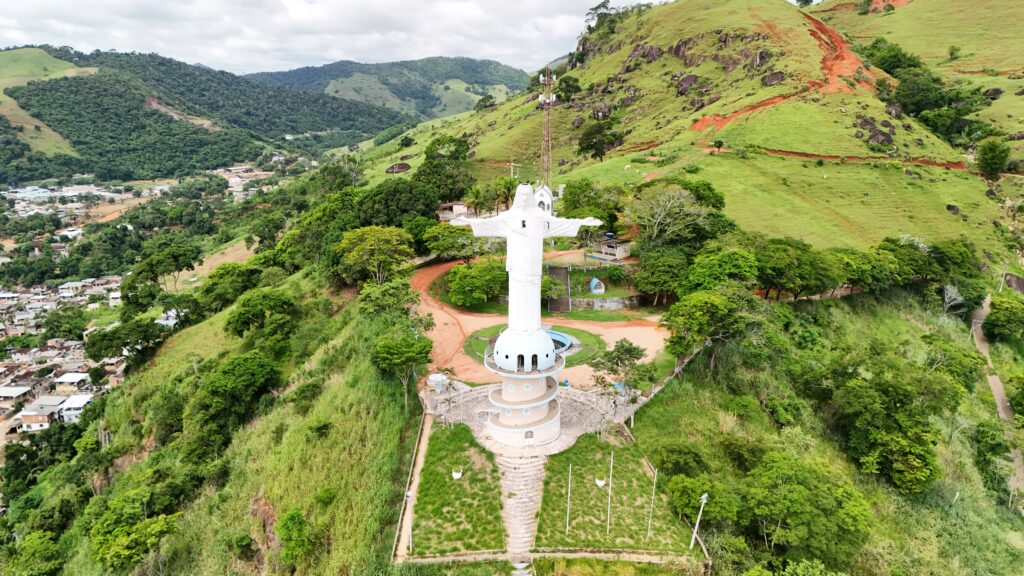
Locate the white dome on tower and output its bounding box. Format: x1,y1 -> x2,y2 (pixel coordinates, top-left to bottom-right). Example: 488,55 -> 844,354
492,328 -> 556,373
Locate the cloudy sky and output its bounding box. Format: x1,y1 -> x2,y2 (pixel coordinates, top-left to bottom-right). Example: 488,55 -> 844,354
0,0 -> 643,74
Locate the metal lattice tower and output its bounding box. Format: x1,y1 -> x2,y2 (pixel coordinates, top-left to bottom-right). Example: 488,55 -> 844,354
538,69 -> 557,186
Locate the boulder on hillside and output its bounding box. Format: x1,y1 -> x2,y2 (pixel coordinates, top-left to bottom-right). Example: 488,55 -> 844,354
1008,131 -> 1024,141
855,130 -> 864,139
627,43 -> 663,63
886,102 -> 903,118
761,71 -> 785,86
676,74 -> 700,95
466,151 -> 476,159
572,116 -> 585,129
868,130 -> 893,145
592,102 -> 613,120
523,93 -> 539,104
751,49 -> 771,69
1016,88 -> 1024,96
385,162 -> 411,174
983,87 -> 1004,100
946,204 -> 960,214
881,119 -> 892,128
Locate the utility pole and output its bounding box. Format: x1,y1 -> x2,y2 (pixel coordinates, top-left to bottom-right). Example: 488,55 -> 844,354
606,451 -> 614,535
538,69 -> 557,186
406,491 -> 413,555
646,468 -> 658,539
565,463 -> 572,535
508,158 -> 521,180
998,261 -> 1010,293
689,492 -> 708,550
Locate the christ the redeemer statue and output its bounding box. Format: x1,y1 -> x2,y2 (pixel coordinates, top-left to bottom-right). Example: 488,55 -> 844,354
453,184 -> 600,447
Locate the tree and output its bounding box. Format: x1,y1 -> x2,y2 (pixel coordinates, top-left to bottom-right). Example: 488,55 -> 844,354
976,138 -> 1010,181
180,351 -> 280,462
423,223 -> 485,263
661,284 -> 760,371
198,262 -> 261,312
412,136 -> 475,202
357,178 -> 439,228
474,94 -> 496,111
556,75 -> 582,101
590,338 -> 646,395
445,259 -> 506,307
983,294 -> 1024,341
492,176 -> 518,210
225,288 -> 297,337
577,120 -> 622,161
679,248 -> 758,293
667,473 -> 740,527
633,248 -> 687,306
276,508 -> 314,567
627,188 -> 712,248
399,135 -> 415,148
4,530 -> 62,576
89,488 -> 179,571
372,331 -> 433,411
85,318 -> 167,365
712,138 -> 725,150
892,68 -> 944,116
357,278 -> 419,315
43,305 -> 87,340
334,226 -> 414,285
742,451 -> 870,567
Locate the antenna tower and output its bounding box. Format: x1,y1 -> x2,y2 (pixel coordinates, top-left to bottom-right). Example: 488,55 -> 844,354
538,69 -> 557,185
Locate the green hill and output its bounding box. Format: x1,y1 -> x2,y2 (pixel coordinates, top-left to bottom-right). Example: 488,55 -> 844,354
812,0 -> 1024,157
357,0 -> 1019,257
248,56 -> 530,119
0,46 -> 409,182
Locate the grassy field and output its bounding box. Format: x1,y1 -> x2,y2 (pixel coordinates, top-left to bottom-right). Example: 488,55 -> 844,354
814,0 -> 1024,72
0,47 -> 93,155
535,431 -> 692,553
533,558 -> 698,575
463,324 -> 607,369
412,424 -> 505,555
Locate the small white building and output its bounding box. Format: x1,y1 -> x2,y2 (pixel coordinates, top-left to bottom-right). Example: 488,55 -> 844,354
54,372 -> 90,388
59,394 -> 93,423
0,385 -> 32,411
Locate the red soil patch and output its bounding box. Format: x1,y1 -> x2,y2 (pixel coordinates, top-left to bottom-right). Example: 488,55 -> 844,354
760,147 -> 968,169
691,14 -> 869,132
691,90 -> 809,131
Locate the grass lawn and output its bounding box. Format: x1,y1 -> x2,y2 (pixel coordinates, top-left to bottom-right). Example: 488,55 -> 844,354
546,309 -> 644,323
84,305 -> 121,329
463,324 -> 607,369
568,268 -> 634,300
535,431 -> 692,553
412,424 -> 505,556
533,558 -> 699,576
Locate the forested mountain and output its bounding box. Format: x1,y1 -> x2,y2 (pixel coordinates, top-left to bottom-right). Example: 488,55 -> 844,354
248,56 -> 530,118
0,46 -> 409,181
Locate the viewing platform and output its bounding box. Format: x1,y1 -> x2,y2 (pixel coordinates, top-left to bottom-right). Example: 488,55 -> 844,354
484,353 -> 564,379
488,377 -> 559,409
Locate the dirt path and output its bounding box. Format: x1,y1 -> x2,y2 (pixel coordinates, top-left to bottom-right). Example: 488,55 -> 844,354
758,147 -> 969,169
691,12 -> 870,132
970,296 -> 1024,492
395,415 -> 433,560
411,260 -> 669,387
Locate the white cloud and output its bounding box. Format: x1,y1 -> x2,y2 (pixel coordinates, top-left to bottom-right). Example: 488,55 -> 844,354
0,0 -> 636,73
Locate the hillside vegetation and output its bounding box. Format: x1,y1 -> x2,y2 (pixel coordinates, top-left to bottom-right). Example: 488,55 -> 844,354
0,46 -> 408,181
356,0 -> 1018,258
248,56 -> 529,118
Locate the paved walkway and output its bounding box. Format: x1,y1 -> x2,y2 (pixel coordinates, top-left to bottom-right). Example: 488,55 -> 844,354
970,296 -> 1024,492
395,415 -> 433,560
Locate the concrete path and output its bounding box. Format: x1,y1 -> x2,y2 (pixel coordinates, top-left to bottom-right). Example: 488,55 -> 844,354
970,296 -> 1024,492
395,415 -> 433,560
496,455 -> 548,559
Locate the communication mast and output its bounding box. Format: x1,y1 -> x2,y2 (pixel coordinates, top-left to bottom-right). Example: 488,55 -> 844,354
538,69 -> 557,186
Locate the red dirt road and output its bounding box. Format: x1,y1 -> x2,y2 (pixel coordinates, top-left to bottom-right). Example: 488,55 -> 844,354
411,259 -> 669,388
691,12 -> 871,131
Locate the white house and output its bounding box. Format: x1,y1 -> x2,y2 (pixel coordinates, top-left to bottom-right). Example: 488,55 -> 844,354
54,372 -> 90,388
59,394 -> 93,423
